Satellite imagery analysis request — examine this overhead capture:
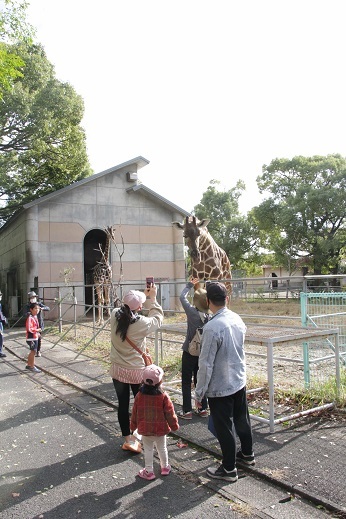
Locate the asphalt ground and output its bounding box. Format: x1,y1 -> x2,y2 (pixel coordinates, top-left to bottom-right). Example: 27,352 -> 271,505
1,328 -> 345,518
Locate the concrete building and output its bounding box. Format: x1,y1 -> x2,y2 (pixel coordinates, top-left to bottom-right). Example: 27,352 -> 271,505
0,156 -> 189,318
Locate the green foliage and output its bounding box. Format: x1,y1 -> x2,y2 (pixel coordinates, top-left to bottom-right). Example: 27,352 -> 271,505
0,42 -> 93,223
0,0 -> 34,99
254,154 -> 346,274
0,0 -> 33,43
235,261 -> 262,277
0,43 -> 24,93
194,179 -> 243,227
193,180 -> 260,268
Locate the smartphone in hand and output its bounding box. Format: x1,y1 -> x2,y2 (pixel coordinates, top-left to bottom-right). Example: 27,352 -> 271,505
146,276 -> 154,288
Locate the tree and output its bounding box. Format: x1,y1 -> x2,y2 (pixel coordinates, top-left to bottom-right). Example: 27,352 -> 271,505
0,0 -> 34,100
254,154 -> 346,275
193,180 -> 259,269
0,42 -> 92,223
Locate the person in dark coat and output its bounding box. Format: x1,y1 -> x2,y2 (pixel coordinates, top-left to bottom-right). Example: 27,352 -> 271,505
178,277 -> 209,419
0,291 -> 8,358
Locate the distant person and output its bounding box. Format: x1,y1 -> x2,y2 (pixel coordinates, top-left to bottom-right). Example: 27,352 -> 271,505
25,303 -> 42,373
27,291 -> 50,357
130,364 -> 179,480
0,291 -> 8,358
178,277 -> 209,419
195,282 -> 255,483
271,273 -> 278,289
110,284 -> 164,453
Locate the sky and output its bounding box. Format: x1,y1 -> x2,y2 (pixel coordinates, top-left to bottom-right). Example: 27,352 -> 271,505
25,0 -> 346,216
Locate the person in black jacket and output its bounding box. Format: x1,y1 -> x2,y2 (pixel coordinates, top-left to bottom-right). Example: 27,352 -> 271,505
27,291 -> 50,357
0,291 -> 8,358
178,278 -> 209,420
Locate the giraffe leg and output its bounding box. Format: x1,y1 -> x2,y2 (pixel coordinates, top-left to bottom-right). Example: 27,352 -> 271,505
104,285 -> 111,317
100,289 -> 105,323
95,286 -> 104,324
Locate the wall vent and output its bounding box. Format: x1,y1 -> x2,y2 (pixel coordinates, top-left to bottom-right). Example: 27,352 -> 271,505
126,171 -> 138,182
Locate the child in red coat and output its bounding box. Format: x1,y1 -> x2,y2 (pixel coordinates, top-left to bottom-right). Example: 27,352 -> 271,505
25,303 -> 42,373
130,364 -> 179,481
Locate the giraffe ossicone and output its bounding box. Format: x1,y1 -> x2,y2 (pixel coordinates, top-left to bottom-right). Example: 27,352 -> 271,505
173,216 -> 232,293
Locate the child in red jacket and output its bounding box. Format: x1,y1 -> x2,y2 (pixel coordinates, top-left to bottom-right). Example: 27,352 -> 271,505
130,364 -> 179,481
25,303 -> 42,373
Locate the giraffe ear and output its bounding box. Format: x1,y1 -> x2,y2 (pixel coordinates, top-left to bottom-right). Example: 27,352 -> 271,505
198,219 -> 210,229
172,221 -> 184,230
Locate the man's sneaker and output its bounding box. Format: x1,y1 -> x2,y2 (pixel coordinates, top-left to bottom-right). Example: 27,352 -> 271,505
236,450 -> 255,466
36,352 -> 42,357
206,465 -> 238,482
194,408 -> 208,417
0,352 -> 7,358
138,469 -> 155,481
161,464 -> 171,476
25,365 -> 41,373
178,411 -> 192,420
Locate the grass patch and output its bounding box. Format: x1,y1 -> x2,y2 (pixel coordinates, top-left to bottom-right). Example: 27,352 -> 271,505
275,369 -> 346,409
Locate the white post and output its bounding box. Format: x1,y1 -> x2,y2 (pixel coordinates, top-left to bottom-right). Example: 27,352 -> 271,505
267,340 -> 275,433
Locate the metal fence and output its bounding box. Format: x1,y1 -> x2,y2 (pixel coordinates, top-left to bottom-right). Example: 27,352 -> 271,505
154,323 -> 340,433
9,275 -> 345,432
301,291 -> 346,373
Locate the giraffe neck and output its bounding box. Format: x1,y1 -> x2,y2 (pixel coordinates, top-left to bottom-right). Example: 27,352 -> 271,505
103,234 -> 111,264
199,230 -> 215,253
192,229 -> 231,281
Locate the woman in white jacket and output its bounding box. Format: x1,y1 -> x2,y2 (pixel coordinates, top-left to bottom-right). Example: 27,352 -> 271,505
110,284 -> 164,453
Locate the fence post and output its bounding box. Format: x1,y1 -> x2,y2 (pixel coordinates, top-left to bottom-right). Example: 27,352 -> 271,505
58,287 -> 62,333
300,292 -> 310,386
73,286 -> 77,339
302,342 -> 310,388
267,340 -> 275,433
300,292 -> 307,327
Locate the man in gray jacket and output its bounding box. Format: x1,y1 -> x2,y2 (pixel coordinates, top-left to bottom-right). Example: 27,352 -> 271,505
195,282 -> 255,482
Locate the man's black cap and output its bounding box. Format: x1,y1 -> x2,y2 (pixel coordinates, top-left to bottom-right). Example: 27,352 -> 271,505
206,282 -> 228,302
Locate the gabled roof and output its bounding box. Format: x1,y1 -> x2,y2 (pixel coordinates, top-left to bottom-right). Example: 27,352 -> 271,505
127,183 -> 190,217
21,155 -> 190,217
0,157 -> 190,234
23,156 -> 150,209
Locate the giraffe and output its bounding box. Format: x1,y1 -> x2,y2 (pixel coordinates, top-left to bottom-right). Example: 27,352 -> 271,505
92,226 -> 115,323
173,216 -> 232,294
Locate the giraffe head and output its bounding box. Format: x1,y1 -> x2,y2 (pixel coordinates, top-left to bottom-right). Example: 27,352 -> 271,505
173,216 -> 210,263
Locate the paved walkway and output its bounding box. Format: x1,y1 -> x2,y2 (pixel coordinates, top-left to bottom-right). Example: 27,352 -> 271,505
3,328 -> 346,517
